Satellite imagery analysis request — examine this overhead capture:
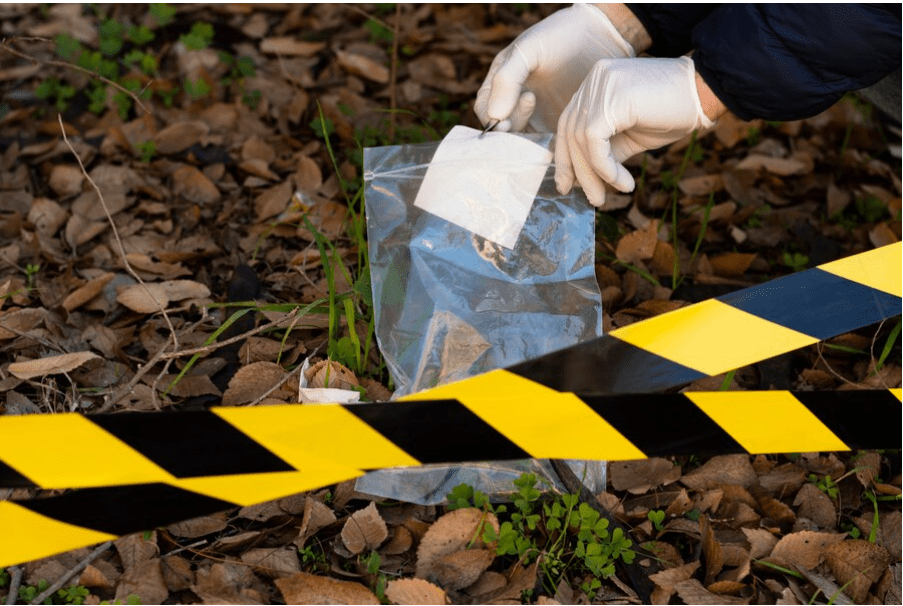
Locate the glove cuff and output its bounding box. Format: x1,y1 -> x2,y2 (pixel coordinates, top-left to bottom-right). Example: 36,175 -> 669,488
678,56 -> 716,130
581,4 -> 638,58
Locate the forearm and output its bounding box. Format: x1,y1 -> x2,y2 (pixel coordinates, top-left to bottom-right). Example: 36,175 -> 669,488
594,3 -> 651,53
695,71 -> 727,121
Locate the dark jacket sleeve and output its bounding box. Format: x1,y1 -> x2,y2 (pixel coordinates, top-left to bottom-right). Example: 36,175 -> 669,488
626,4 -> 720,56
691,4 -> 902,121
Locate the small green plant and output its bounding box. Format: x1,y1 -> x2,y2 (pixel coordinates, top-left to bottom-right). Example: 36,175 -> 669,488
647,509 -> 665,532
24,262 -> 40,290
298,543 -> 328,572
180,21 -> 214,50
808,473 -> 839,500
184,77 -> 212,100
134,140 -> 156,163
19,579 -> 50,604
450,473 -> 635,595
57,585 -> 90,605
363,551 -> 387,602
781,251 -> 809,273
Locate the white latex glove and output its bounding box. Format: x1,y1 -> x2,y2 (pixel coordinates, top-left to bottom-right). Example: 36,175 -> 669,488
555,56 -> 714,208
474,4 -> 636,133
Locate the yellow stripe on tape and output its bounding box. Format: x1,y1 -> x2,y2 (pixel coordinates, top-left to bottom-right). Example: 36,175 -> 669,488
408,370 -> 647,460
170,469 -> 362,507
818,241 -> 902,297
892,388 -> 902,402
0,414 -> 174,488
611,300 -> 819,376
0,502 -> 116,568
687,391 -> 849,454
214,404 -> 419,471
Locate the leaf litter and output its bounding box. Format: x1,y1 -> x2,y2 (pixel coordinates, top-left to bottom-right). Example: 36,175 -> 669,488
0,3 -> 900,605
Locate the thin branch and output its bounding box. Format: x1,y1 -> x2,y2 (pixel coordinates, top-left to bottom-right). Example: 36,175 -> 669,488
28,541 -> 114,605
0,38 -> 152,116
6,566 -> 22,606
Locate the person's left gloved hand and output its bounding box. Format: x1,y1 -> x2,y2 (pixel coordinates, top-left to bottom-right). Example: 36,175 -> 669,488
555,56 -> 714,207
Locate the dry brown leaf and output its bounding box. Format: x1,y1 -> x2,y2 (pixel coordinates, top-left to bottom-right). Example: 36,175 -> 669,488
296,497 -> 338,547
430,549 -> 495,591
736,154 -> 807,176
854,451 -> 881,488
160,279 -> 211,302
260,37 -> 325,56
610,458 -> 681,494
679,174 -> 723,196
61,272 -> 114,312
78,564 -> 113,589
222,361 -> 292,406
8,351 -> 100,380
153,120 -> 210,155
167,512 -> 229,539
792,483 -> 836,529
385,578 -> 449,605
172,164 -> 221,204
464,571 -> 507,597
615,219 -> 659,264
255,181 -> 293,221
48,164 -> 84,198
382,525 -> 414,555
116,282 -> 169,313
758,462 -> 806,495
341,502 -> 388,555
115,559 -> 169,606
714,115 -> 759,149
240,547 -> 302,578
681,455 -> 758,490
649,561 -> 700,604
27,197 -> 68,237
125,254 -> 191,279
0,307 -> 46,340
192,561 -> 266,605
161,555 -> 194,592
307,359 -> 359,390
275,571 -> 380,605
415,508 -> 499,583
769,530 -> 845,571
741,528 -> 778,560
675,579 -> 749,605
709,252 -> 756,277
707,580 -> 746,595
869,222 -> 898,247
825,539 -> 892,603
701,517 -> 723,586
336,49 -> 389,83
477,560 -> 538,603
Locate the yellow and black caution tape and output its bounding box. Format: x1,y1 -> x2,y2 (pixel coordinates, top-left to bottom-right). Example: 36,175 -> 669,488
0,243 -> 900,566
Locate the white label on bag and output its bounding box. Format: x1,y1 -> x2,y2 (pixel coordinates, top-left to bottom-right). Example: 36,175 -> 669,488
414,125 -> 553,249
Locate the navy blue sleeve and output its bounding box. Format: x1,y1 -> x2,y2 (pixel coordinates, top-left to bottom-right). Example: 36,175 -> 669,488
691,4 -> 902,120
626,4 -> 720,57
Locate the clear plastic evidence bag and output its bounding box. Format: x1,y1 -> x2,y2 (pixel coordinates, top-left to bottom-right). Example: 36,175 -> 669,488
358,126 -> 606,504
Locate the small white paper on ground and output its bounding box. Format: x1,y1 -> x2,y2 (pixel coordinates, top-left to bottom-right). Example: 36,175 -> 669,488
413,125 -> 553,249
297,358 -> 360,404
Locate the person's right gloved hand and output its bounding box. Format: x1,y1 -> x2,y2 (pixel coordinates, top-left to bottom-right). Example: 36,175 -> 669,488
474,4 -> 637,133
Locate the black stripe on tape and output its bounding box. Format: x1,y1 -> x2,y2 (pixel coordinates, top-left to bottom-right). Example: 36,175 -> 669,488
508,336 -> 705,395
794,390 -> 902,450
0,460 -> 36,488
90,412 -> 293,478
582,393 -> 745,456
19,483 -> 235,536
718,268 -> 902,340
346,398 -> 530,464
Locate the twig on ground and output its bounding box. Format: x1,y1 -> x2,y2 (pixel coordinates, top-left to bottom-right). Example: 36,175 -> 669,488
58,114 -> 181,410
6,565 -> 22,606
549,459 -> 656,604
247,354 -> 307,407
28,540 -> 113,605
0,38 -> 152,116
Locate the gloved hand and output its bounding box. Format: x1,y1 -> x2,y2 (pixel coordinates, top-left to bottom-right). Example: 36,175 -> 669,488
555,56 -> 715,207
474,4 -> 637,133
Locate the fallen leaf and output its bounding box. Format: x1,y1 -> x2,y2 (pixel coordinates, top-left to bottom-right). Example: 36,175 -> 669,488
679,174 -> 723,196
48,164 -> 84,198
769,530 -> 844,571
153,120 -> 210,155
610,458 -> 681,494
61,272 -> 114,312
415,508 -> 499,583
167,512 -> 229,539
306,359 -> 360,390
430,549 -> 495,591
336,49 -> 389,83
615,219 -> 659,264
241,547 -> 302,578
854,451 -> 881,488
385,578 -> 448,605
741,528 -> 778,560
824,539 -> 892,603
9,351 -> 100,380
341,502 -> 388,555
681,455 -> 758,490
649,561 -> 700,604
172,164 -> 220,205
275,571 -> 380,605
793,483 -> 836,529
0,307 -> 46,340
674,579 -> 749,605
382,525 -> 414,555
736,154 -> 807,176
709,252 -> 756,277
260,37 -> 325,56
222,361 -> 293,406
869,222 -> 899,247
700,517 -> 723,586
